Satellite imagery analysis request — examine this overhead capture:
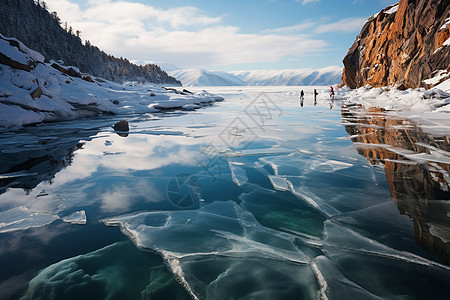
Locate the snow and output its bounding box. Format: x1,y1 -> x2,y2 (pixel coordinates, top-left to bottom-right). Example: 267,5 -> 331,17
168,66 -> 342,87
338,81 -> 450,113
170,68 -> 246,86
0,36 -> 224,128
444,37 -> 450,47
337,79 -> 450,136
385,3 -> 399,15
440,17 -> 450,30
424,70 -> 450,85
231,66 -> 343,86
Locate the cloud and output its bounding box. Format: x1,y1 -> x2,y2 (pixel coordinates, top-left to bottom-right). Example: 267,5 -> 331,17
263,21 -> 317,34
299,0 -> 320,5
45,0 -> 328,67
315,17 -> 367,34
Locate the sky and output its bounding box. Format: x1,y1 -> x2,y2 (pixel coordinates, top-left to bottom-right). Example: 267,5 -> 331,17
44,0 -> 398,71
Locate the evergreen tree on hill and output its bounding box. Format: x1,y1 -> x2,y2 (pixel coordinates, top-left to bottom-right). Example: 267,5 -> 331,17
0,0 -> 180,85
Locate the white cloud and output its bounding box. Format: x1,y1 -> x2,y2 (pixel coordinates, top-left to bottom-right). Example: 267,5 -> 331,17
300,0 -> 320,5
45,0 -> 328,68
263,21 -> 317,34
315,17 -> 367,34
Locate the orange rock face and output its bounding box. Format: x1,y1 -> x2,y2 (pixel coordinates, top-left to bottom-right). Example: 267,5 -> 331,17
343,0 -> 450,89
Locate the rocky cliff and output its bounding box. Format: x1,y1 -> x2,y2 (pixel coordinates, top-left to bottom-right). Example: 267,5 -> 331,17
343,0 -> 450,89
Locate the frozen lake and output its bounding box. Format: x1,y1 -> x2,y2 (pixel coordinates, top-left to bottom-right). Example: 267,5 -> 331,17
1,86 -> 449,299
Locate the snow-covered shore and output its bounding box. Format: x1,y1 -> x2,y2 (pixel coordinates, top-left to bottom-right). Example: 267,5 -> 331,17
333,82 -> 450,136
336,83 -> 450,113
0,34 -> 224,129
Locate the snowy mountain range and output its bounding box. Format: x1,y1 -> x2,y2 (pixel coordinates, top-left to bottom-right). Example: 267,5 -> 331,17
166,66 -> 343,86
170,69 -> 246,86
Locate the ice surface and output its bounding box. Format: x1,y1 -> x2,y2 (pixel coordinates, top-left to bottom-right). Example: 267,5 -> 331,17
312,256 -> 382,300
61,210 -> 87,225
0,206 -> 59,234
427,223 -> 450,243
2,85 -> 450,299
104,201 -> 314,299
228,161 -> 249,186
268,175 -> 290,191
322,220 -> 450,270
20,241 -> 187,300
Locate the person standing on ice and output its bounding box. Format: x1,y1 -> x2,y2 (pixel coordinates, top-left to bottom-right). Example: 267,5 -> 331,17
300,90 -> 304,107
314,89 -> 318,105
330,86 -> 335,99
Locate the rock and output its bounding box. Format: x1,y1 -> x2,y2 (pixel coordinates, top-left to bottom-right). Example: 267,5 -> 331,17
0,52 -> 31,72
113,120 -> 129,132
67,67 -> 81,77
397,83 -> 407,91
51,63 -> 67,74
51,63 -> 81,78
111,100 -> 120,105
30,87 -> 43,99
82,75 -> 94,83
343,0 -> 450,89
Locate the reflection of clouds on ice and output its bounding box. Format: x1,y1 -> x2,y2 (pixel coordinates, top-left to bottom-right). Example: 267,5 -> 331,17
99,180 -> 162,213
53,133 -> 201,186
0,129 -> 205,233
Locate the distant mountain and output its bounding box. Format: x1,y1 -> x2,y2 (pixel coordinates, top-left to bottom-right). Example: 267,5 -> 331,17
0,0 -> 180,85
169,66 -> 342,86
170,68 -> 246,86
231,66 -> 343,86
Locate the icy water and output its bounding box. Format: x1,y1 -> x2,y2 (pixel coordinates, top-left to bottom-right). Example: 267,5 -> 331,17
0,86 -> 450,300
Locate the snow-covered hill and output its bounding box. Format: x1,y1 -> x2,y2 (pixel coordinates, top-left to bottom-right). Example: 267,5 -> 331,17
231,66 -> 343,86
0,34 -> 223,128
169,66 -> 343,87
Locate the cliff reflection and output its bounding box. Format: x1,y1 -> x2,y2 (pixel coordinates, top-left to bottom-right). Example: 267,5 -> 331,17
342,105 -> 450,264
0,122 -> 104,196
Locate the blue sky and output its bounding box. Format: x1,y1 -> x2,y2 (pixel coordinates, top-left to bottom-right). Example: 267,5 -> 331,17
45,0 -> 397,71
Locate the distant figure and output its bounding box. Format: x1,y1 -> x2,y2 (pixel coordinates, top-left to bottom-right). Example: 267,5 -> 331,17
300,90 -> 304,107
330,86 -> 335,99
314,89 -> 318,105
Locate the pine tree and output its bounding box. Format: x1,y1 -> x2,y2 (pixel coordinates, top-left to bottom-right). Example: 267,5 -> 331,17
0,0 -> 180,85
